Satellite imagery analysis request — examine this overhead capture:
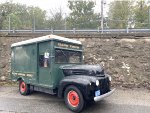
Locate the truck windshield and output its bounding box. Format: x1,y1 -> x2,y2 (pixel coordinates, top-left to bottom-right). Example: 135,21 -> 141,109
55,49 -> 82,63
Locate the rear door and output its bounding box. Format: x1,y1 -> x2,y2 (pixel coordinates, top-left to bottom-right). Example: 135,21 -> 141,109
38,41 -> 52,86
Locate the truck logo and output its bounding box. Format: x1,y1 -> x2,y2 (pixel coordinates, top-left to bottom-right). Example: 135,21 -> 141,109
12,72 -> 33,77
57,43 -> 80,49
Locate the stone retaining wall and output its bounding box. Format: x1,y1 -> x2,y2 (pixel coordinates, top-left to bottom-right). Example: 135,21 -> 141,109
0,35 -> 150,89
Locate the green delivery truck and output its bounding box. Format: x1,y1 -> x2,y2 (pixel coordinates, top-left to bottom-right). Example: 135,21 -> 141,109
10,34 -> 115,112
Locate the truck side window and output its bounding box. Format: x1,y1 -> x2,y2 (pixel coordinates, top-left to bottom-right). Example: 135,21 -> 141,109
55,49 -> 81,63
55,49 -> 67,63
39,55 -> 49,67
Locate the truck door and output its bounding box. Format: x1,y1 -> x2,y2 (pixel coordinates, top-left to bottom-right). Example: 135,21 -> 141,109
38,41 -> 52,86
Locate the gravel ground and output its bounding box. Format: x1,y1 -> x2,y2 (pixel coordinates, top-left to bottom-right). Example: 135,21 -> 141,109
0,86 -> 150,113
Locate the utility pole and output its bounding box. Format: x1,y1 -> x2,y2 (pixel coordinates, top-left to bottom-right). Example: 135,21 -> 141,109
32,10 -> 35,33
149,9 -> 150,27
33,14 -> 35,32
9,16 -> 10,33
65,13 -> 67,32
101,0 -> 104,33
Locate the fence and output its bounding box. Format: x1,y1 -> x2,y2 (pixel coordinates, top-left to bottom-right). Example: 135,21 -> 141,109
1,28 -> 150,34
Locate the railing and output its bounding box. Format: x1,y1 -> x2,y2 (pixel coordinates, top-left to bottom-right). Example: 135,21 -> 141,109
1,28 -> 150,33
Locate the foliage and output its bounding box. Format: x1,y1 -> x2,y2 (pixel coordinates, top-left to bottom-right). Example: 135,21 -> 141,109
46,8 -> 65,30
134,0 -> 150,28
108,0 -> 133,29
28,6 -> 47,29
1,0 -> 150,30
67,0 -> 99,29
0,2 -> 14,29
0,2 -> 46,30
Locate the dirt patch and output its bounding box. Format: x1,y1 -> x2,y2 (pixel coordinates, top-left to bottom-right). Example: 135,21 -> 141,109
0,80 -> 17,86
81,38 -> 150,89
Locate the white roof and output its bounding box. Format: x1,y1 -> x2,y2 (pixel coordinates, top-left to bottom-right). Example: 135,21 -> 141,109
11,34 -> 82,47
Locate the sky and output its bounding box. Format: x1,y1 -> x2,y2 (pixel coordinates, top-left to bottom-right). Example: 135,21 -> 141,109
0,0 -> 111,15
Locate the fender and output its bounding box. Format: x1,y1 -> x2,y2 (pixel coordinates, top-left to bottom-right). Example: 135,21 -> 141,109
17,77 -> 25,82
57,75 -> 97,100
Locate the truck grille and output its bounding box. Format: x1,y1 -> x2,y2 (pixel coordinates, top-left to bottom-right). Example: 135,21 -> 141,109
99,78 -> 110,94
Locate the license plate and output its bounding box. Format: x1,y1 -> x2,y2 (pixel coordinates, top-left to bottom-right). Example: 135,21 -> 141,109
95,90 -> 101,97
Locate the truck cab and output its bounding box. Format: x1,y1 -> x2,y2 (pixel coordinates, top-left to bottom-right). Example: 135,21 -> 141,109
10,35 -> 115,112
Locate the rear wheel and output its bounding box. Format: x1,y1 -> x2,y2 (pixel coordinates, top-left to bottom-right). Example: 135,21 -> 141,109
19,80 -> 30,95
64,85 -> 85,113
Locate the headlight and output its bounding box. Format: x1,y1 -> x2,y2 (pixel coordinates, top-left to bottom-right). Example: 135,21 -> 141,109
96,80 -> 99,86
108,76 -> 112,82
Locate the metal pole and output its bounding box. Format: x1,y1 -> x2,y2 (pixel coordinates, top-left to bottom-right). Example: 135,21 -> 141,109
101,0 -> 104,34
65,13 -> 66,32
126,26 -> 129,33
73,28 -> 76,34
149,9 -> 150,27
9,16 -> 10,33
33,13 -> 35,32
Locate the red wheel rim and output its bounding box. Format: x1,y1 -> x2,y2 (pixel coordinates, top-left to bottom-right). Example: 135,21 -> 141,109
67,90 -> 79,107
20,82 -> 26,92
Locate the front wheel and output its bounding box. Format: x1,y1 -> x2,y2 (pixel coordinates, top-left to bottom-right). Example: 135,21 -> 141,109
64,85 -> 85,113
19,80 -> 30,95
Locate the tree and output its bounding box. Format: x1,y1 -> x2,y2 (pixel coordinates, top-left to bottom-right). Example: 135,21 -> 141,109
2,3 -> 30,29
1,2 -> 47,30
46,8 -> 65,30
28,6 -> 46,29
0,2 -> 14,29
134,0 -> 150,28
108,0 -> 133,29
67,0 -> 99,29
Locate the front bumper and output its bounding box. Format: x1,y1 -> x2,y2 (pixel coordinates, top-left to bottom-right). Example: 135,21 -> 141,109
94,88 -> 116,102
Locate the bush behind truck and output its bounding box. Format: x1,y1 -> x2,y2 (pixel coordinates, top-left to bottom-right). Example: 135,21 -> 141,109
10,35 -> 115,112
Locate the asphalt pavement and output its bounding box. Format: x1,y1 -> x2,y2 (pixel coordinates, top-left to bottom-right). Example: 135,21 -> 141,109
0,86 -> 150,113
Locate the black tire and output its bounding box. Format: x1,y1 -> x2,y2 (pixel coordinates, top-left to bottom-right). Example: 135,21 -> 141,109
64,85 -> 85,113
19,80 -> 30,95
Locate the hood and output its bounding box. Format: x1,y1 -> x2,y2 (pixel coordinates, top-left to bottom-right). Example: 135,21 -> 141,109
61,75 -> 98,85
60,65 -> 105,77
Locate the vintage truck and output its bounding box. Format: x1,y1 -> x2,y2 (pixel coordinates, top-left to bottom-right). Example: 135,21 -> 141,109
10,34 -> 115,112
